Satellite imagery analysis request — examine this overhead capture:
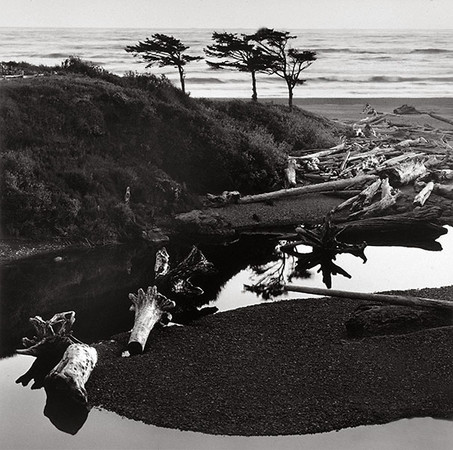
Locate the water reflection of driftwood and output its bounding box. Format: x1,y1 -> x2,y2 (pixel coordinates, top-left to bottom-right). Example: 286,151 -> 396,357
244,218 -> 368,296
282,219 -> 367,289
44,389 -> 90,435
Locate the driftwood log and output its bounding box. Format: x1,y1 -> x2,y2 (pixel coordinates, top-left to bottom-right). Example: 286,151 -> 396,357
346,304 -> 452,338
337,212 -> 446,250
333,178 -> 382,213
348,178 -> 400,219
238,175 -> 377,204
414,181 -> 434,206
433,183 -> 453,200
284,285 -> 453,311
125,246 -> 214,355
285,158 -> 298,187
45,343 -> 97,405
381,159 -> 427,185
127,286 -> 175,355
16,311 -> 97,407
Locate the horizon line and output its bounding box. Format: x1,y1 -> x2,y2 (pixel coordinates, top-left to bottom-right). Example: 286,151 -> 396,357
1,26 -> 452,31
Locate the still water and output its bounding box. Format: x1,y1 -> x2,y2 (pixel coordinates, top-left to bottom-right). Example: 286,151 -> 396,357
1,227 -> 453,448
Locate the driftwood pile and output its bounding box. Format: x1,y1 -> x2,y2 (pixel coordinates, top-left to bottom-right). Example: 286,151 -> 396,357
236,104 -> 453,221
287,105 -> 453,213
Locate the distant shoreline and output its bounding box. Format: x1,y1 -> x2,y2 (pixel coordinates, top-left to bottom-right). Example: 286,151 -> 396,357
238,97 -> 453,122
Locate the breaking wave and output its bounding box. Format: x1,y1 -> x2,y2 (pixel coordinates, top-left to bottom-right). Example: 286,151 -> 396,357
311,76 -> 453,83
411,48 -> 452,54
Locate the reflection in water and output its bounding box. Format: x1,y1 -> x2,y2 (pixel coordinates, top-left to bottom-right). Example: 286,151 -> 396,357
44,388 -> 90,435
2,226 -> 453,446
2,356 -> 453,450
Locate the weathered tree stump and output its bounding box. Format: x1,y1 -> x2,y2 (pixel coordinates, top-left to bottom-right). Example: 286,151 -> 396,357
16,311 -> 97,407
45,343 -> 98,405
127,286 -> 175,355
381,160 -> 427,186
346,304 -> 452,338
16,336 -> 73,389
285,158 -> 298,187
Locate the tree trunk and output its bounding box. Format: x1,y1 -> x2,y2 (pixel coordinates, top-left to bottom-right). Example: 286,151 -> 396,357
346,304 -> 451,338
284,284 -> 453,311
127,286 -> 175,355
251,71 -> 257,102
178,66 -> 186,94
238,174 -> 377,204
45,343 -> 97,405
287,83 -> 293,109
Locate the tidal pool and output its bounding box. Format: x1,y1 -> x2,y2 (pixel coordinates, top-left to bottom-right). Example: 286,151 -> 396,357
1,227 -> 452,448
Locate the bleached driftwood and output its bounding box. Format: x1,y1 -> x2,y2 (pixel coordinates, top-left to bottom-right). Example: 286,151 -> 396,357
285,158 -> 298,187
16,311 -> 97,402
382,159 -> 427,185
127,286 -> 175,355
238,175 -> 377,204
45,343 -> 97,405
206,191 -> 241,206
291,142 -> 346,161
154,247 -> 170,279
395,137 -> 427,149
284,284 -> 453,311
348,178 -> 400,219
333,178 -> 382,213
414,181 -> 434,206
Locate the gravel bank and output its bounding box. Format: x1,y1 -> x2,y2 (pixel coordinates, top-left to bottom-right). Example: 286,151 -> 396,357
88,285 -> 453,436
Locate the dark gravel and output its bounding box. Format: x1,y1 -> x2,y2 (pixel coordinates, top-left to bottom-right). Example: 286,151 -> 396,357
88,285 -> 453,436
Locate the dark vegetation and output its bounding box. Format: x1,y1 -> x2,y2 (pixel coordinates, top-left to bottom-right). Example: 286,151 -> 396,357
0,58 -> 345,242
125,34 -> 202,94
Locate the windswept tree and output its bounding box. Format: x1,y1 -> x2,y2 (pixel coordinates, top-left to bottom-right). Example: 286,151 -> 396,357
125,34 -> 202,94
204,32 -> 274,102
253,28 -> 316,108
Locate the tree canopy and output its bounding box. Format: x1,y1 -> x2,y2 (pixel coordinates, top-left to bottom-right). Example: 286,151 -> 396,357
204,32 -> 273,101
125,33 -> 201,94
253,28 -> 316,108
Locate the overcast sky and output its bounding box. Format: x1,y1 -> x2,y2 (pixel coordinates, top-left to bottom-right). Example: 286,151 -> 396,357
1,0 -> 452,29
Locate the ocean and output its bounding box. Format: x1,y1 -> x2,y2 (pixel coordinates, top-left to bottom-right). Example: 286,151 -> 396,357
1,27 -> 452,98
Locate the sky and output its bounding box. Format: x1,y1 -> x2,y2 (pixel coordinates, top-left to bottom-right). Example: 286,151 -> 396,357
0,0 -> 452,29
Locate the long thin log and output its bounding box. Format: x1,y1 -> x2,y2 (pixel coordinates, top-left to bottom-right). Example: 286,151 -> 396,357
284,284 -> 453,311
291,143 -> 346,160
238,175 -> 378,204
